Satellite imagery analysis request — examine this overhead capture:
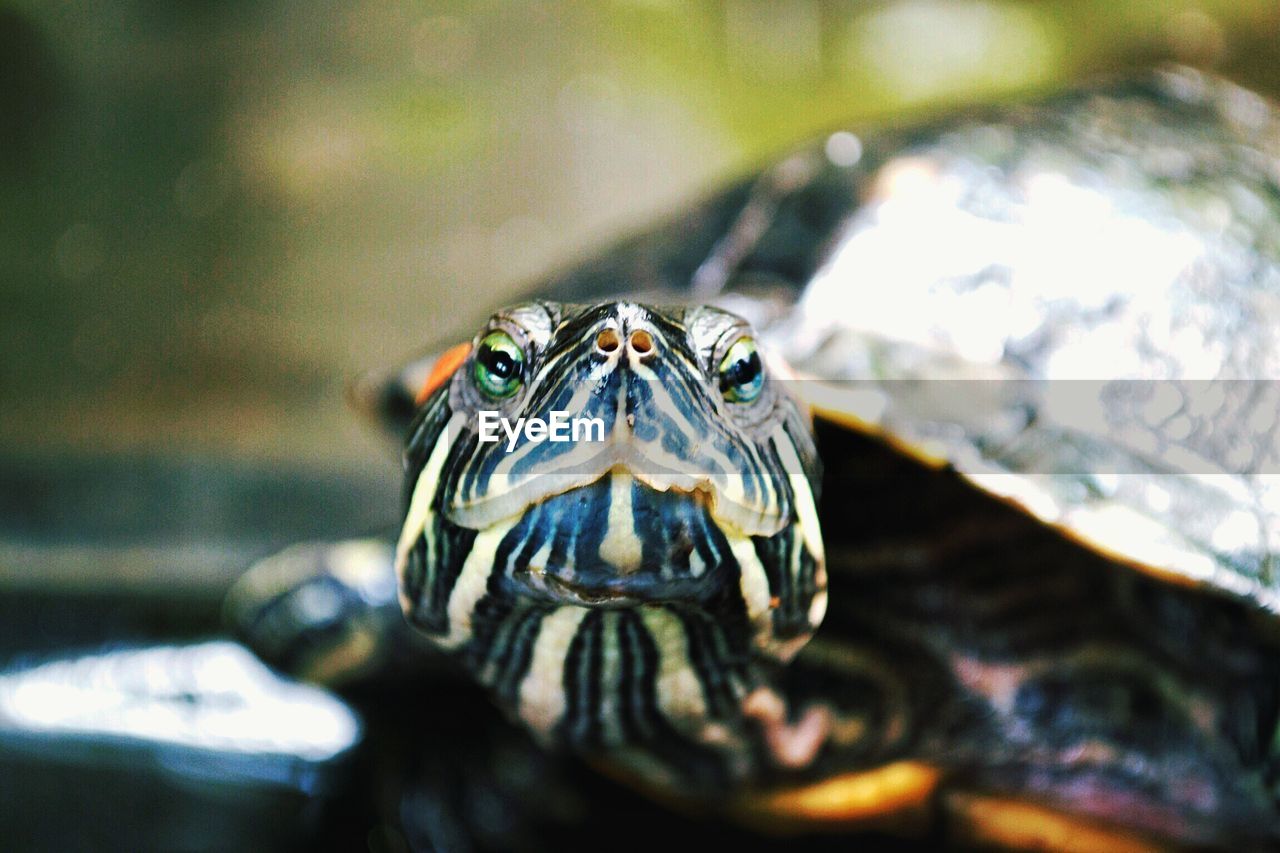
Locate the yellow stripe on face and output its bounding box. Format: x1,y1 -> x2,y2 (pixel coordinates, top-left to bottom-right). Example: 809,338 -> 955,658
772,425 -> 826,564
807,588 -> 829,631
729,532 -> 773,625
518,606 -> 589,740
437,514 -> 520,650
598,471 -> 642,572
395,415 -> 461,614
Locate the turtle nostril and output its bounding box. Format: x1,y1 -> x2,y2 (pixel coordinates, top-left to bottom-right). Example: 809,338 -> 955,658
628,329 -> 654,358
595,328 -> 621,354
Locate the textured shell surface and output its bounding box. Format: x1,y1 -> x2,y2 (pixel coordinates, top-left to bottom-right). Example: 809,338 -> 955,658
760,68 -> 1280,615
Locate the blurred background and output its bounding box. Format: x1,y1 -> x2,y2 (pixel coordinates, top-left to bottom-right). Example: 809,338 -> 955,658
3,0 -> 1280,622
3,2 -> 1280,848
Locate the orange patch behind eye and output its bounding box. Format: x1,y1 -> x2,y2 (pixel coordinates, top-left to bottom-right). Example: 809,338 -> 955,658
415,342 -> 473,405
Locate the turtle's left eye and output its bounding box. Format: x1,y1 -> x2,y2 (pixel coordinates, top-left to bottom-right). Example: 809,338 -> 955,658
718,337 -> 763,403
474,330 -> 525,399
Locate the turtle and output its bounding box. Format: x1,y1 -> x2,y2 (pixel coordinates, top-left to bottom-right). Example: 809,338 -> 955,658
224,67 -> 1280,851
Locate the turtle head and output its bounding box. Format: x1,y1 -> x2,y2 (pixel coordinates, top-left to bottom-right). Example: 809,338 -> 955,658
396,300 -> 825,747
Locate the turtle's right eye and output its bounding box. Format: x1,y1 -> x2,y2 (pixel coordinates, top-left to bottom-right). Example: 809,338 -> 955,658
473,330 -> 525,399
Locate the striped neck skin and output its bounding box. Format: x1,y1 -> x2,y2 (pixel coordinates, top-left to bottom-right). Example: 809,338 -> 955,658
396,301 -> 826,789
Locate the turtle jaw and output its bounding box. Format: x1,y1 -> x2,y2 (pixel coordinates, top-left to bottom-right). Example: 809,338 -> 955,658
509,565 -> 644,609
414,460 -> 828,665
487,469 -> 750,612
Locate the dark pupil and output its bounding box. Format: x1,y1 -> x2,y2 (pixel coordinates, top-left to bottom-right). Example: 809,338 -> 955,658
481,346 -> 517,379
721,350 -> 760,390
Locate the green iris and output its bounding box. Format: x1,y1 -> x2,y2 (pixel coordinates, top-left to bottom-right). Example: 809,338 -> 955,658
473,330 -> 525,399
718,337 -> 763,403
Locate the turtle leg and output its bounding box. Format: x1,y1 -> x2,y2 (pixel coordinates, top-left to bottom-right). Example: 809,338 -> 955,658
225,539 -> 438,685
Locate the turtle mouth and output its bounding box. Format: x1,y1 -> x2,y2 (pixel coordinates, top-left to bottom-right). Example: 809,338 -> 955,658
491,471 -> 738,610
505,559 -> 722,610
509,565 -> 644,608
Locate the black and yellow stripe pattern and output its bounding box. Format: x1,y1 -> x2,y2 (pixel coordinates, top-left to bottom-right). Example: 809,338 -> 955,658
396,301 -> 824,785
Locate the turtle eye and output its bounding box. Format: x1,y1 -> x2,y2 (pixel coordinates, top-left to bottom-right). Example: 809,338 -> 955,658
473,330 -> 525,399
718,336 -> 763,403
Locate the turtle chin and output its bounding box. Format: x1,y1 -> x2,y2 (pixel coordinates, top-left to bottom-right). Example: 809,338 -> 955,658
400,458 -> 826,664
474,466 -> 828,668
442,467 -> 829,765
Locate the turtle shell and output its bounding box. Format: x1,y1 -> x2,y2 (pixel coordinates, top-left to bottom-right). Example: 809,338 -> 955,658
775,66 -> 1280,616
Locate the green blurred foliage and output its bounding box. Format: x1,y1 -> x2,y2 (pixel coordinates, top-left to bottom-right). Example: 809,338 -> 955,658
3,0 -> 1280,465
